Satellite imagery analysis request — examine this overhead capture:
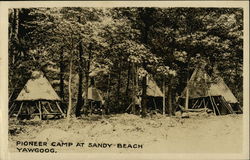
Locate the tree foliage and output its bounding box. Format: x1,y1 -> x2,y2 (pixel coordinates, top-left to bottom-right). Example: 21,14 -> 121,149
8,7 -> 243,116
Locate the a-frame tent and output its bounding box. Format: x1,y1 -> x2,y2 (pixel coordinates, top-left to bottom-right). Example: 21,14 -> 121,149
82,76 -> 104,111
82,85 -> 104,114
82,86 -> 104,103
9,71 -> 65,120
126,75 -> 164,113
180,67 -> 240,115
144,76 -> 164,111
146,76 -> 164,97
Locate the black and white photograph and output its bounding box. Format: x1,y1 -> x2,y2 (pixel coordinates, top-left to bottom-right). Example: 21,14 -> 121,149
0,1 -> 249,160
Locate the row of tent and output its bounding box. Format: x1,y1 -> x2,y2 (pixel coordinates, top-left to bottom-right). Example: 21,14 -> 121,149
9,67 -> 242,120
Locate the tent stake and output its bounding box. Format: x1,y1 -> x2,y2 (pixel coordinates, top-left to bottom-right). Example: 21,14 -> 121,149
9,103 -> 17,116
9,103 -> 15,113
16,102 -> 24,119
56,102 -> 65,117
228,104 -> 235,114
38,101 -> 42,120
191,99 -> 199,109
43,105 -> 50,114
48,102 -> 54,112
196,99 -> 203,109
125,103 -> 132,112
209,96 -> 216,115
212,97 -> 221,115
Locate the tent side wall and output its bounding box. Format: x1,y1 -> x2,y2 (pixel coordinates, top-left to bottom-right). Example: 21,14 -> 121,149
9,100 -> 65,120
179,96 -> 234,115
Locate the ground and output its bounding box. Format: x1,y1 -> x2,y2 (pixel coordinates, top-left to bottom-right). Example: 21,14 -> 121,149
9,113 -> 243,153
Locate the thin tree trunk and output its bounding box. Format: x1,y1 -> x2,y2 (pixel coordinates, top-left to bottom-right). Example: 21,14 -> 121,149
131,63 -> 136,114
135,65 -> 139,114
162,77 -> 166,115
83,43 -> 92,115
185,55 -> 191,110
141,76 -> 147,117
185,78 -> 189,110
116,63 -> 122,106
139,9 -> 150,117
59,47 -> 65,112
135,65 -> 139,95
67,58 -> 73,120
9,9 -> 14,42
125,62 -> 131,96
106,74 -> 111,114
12,9 -> 19,42
75,40 -> 84,117
59,48 -> 65,100
141,62 -> 147,117
168,77 -> 173,116
84,71 -> 89,107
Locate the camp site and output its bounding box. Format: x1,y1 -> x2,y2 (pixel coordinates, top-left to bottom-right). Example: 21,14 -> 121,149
8,7 -> 243,153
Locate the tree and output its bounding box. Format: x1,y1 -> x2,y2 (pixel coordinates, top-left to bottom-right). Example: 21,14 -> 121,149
8,7 -> 243,117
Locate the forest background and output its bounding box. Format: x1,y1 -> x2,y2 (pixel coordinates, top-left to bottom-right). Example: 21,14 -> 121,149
8,7 -> 243,117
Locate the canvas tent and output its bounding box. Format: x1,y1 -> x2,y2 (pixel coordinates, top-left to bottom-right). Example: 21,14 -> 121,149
144,76 -> 164,111
82,86 -> 104,103
82,81 -> 104,114
9,71 -> 65,120
146,76 -> 164,97
180,67 -> 241,115
136,68 -> 164,98
126,75 -> 164,113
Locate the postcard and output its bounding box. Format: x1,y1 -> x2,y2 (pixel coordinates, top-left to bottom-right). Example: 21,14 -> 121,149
0,1 -> 249,160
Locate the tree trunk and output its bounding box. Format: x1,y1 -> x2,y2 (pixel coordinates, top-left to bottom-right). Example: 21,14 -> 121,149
141,75 -> 147,117
135,65 -> 139,95
141,63 -> 147,117
84,69 -> 89,110
116,63 -> 122,107
67,58 -> 73,120
59,48 -> 65,101
162,77 -> 166,115
185,77 -> 189,110
59,47 -> 65,112
135,65 -> 139,114
106,74 -> 111,114
131,63 -> 136,114
185,55 -> 191,110
83,43 -> 92,115
75,41 -> 84,117
168,77 -> 173,116
139,9 -> 150,117
10,9 -> 19,72
12,9 -> 19,43
125,62 -> 131,96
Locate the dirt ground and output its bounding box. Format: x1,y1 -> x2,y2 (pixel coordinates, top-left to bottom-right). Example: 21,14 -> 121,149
8,113 -> 243,153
